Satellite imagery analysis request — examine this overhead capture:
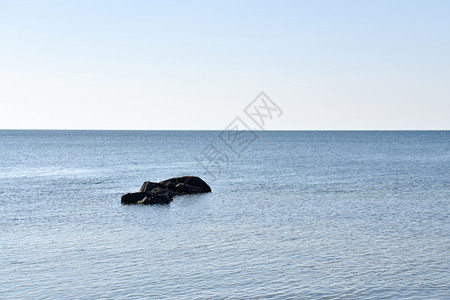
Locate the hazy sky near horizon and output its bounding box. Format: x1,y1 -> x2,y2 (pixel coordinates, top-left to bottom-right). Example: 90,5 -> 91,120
1,0 -> 449,130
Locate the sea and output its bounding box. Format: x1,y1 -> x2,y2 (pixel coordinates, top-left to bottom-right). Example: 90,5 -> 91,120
0,130 -> 449,299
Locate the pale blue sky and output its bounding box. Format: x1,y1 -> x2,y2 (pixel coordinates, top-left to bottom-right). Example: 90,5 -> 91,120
1,0 -> 449,129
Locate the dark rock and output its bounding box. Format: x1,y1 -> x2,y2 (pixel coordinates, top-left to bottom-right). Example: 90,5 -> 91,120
121,176 -> 211,205
121,191 -> 172,205
137,195 -> 172,205
121,192 -> 149,204
139,181 -> 166,192
149,187 -> 174,198
173,182 -> 206,194
159,176 -> 211,194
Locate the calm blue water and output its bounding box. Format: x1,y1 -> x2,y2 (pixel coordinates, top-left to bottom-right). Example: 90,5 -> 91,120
0,130 -> 449,299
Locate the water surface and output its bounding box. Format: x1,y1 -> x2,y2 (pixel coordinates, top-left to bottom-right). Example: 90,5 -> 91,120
1,130 -> 449,298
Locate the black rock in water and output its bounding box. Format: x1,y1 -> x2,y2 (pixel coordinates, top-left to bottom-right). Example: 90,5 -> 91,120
159,176 -> 212,194
121,191 -> 173,205
139,181 -> 167,192
121,176 -> 211,205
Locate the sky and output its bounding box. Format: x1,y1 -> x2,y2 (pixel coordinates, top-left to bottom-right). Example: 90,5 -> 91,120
0,0 -> 449,130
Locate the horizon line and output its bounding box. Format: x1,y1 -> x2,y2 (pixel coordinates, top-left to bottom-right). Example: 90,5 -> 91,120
1,129 -> 449,132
